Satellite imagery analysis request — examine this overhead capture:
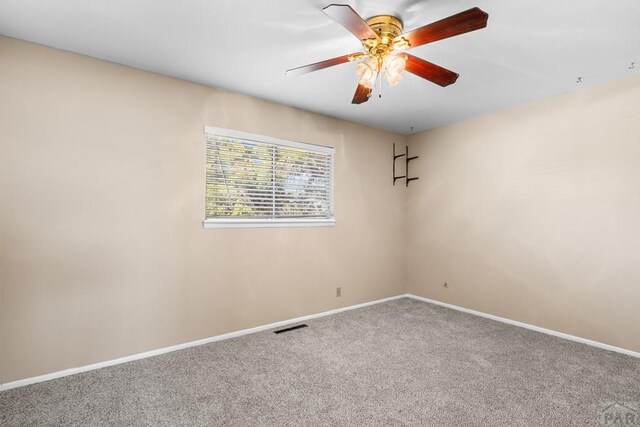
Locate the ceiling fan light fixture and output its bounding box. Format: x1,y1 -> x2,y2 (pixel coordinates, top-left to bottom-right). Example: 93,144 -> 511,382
287,5 -> 488,104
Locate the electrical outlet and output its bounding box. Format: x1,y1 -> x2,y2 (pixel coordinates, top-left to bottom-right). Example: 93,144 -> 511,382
336,287 -> 342,297
443,282 -> 449,288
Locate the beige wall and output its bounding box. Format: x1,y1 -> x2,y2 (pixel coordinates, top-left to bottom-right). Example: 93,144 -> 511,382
0,37 -> 407,384
2,35 -> 639,386
407,74 -> 640,353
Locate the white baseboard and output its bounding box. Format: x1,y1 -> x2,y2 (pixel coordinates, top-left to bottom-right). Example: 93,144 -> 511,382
0,294 -> 406,392
3,293 -> 637,392
406,293 -> 640,359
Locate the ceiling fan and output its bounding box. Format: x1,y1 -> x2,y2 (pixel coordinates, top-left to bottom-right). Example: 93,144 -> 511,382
286,4 -> 489,104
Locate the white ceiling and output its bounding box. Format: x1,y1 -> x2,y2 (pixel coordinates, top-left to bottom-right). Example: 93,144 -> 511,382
1,0 -> 639,134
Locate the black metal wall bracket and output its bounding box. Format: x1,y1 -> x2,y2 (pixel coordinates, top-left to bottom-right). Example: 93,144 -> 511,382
405,145 -> 419,187
393,143 -> 419,186
392,143 -> 406,186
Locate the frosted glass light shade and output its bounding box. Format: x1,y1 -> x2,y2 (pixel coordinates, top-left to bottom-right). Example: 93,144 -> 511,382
355,57 -> 378,89
384,54 -> 408,87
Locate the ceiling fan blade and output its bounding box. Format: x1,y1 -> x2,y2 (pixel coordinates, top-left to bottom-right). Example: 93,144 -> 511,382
323,4 -> 379,41
395,7 -> 488,49
286,54 -> 360,76
405,55 -> 459,87
352,83 -> 372,104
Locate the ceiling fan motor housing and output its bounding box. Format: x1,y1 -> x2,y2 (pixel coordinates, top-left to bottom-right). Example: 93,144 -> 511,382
363,15 -> 406,66
366,15 -> 403,40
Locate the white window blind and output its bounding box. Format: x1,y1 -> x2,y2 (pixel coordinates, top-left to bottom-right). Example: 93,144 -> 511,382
203,127 -> 335,228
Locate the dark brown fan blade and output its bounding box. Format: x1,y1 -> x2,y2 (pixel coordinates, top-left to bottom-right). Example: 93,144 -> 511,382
286,54 -> 360,76
405,55 -> 459,87
323,4 -> 379,41
395,7 -> 488,49
352,83 -> 372,104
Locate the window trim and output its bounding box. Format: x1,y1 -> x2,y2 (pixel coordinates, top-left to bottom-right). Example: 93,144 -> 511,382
202,126 -> 336,229
203,218 -> 336,229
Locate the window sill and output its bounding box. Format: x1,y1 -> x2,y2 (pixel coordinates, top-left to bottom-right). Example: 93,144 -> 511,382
202,218 -> 336,229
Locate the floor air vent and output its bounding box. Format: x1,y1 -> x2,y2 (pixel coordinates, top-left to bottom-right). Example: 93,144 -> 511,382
274,324 -> 308,334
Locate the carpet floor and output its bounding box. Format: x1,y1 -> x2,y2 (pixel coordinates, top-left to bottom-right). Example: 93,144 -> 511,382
1,298 -> 639,426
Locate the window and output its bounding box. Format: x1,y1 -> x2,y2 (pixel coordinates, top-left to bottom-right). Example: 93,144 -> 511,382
203,126 -> 335,228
